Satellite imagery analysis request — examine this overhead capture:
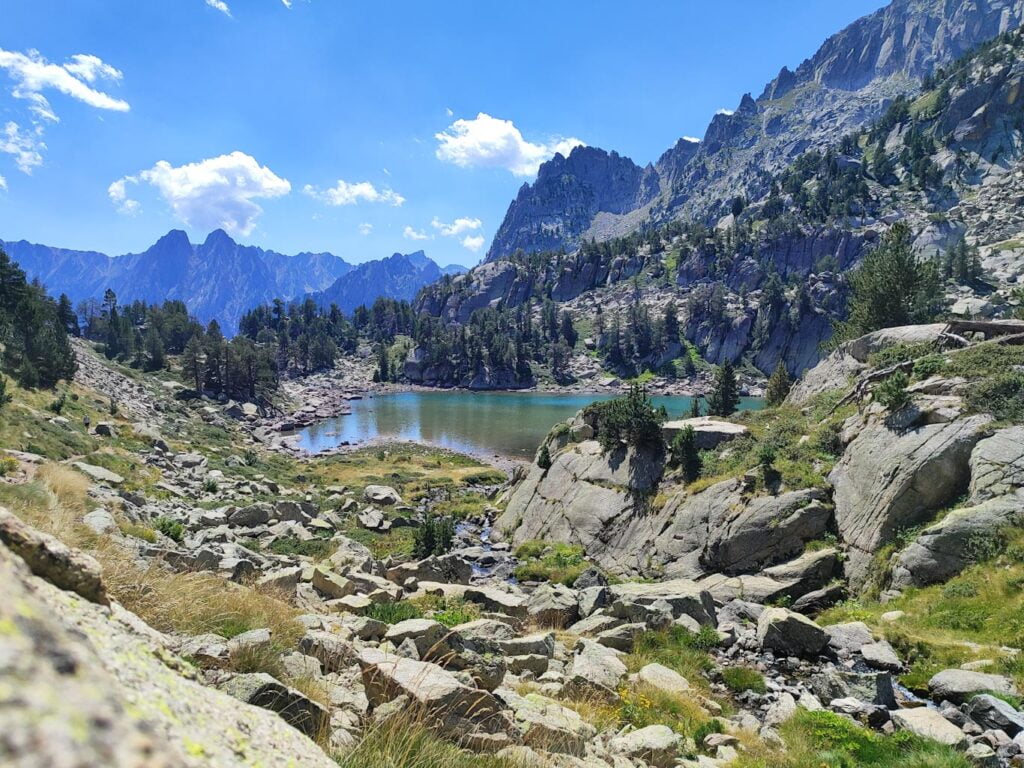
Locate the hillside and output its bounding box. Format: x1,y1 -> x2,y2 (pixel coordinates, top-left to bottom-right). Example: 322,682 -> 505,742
412,21 -> 1024,386
486,0 -> 1024,261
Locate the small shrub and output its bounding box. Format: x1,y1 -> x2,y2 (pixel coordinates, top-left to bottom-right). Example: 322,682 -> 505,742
0,456 -> 18,477
875,370 -> 910,411
48,390 -> 68,414
119,521 -> 157,543
670,426 -> 702,483
721,666 -> 766,694
912,353 -> 945,380
202,477 -> 219,494
362,601 -> 424,624
268,535 -> 334,559
965,372 -> 1024,422
154,516 -> 185,542
413,515 -> 456,558
537,443 -> 552,469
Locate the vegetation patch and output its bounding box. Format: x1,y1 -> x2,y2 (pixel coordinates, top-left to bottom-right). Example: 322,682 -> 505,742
513,541 -> 590,586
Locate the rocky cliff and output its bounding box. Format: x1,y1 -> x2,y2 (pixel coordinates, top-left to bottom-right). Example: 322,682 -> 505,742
487,0 -> 1024,260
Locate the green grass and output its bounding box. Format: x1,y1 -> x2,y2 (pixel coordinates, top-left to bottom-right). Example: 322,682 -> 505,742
513,541 -> 590,586
732,709 -> 971,768
721,666 -> 767,694
362,601 -> 424,624
820,529 -> 1024,692
154,516 -> 185,542
267,535 -> 336,559
333,718 -> 525,768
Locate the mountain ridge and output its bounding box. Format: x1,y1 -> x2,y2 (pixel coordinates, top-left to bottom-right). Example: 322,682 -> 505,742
1,231 -> 462,333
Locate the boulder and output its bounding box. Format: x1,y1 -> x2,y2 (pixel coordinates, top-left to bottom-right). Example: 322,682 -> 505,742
383,619 -> 448,657
891,496 -> 1022,588
969,427 -> 1024,502
526,583 -> 579,628
861,641 -> 902,672
357,649 -> 512,746
299,631 -> 357,673
928,669 -> 1018,704
0,509 -> 108,605
219,672 -> 330,738
824,622 -> 875,654
226,503 -> 272,527
966,694 -> 1024,736
595,622 -> 646,652
463,586 -> 528,618
504,691 -> 596,756
636,663 -> 690,696
757,607 -> 828,658
829,414 -> 991,584
891,707 -> 966,747
565,640 -> 627,698
609,724 -> 681,768
661,417 -> 750,450
363,485 -> 402,506
71,461 -> 124,486
606,580 -> 717,626
82,507 -> 118,535
0,539 -> 337,768
311,567 -> 355,600
809,668 -> 897,708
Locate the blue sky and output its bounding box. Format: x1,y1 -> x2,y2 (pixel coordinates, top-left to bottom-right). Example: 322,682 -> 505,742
0,0 -> 885,266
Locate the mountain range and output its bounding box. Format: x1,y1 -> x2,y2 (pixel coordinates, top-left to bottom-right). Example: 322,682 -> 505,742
486,0 -> 1024,261
1,230 -> 464,332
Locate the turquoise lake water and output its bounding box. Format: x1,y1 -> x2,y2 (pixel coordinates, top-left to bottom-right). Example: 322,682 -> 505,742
296,391 -> 763,459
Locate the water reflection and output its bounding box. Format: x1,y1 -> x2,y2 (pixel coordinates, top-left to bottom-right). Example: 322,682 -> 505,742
297,391 -> 763,459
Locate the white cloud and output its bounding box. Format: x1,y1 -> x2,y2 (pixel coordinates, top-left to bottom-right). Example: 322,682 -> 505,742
435,112 -> 584,177
358,222 -> 373,235
682,136 -> 701,143
303,179 -> 404,207
461,235 -> 485,253
110,151 -> 290,236
0,47 -> 129,122
205,0 -> 232,16
1,122 -> 45,174
281,0 -> 293,6
431,216 -> 481,237
403,226 -> 429,241
715,108 -> 735,116
0,174 -> 6,191
445,107 -> 454,117
107,176 -> 140,215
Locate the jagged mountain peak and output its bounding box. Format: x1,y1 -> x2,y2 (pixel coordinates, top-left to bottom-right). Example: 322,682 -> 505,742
486,0 -> 1024,261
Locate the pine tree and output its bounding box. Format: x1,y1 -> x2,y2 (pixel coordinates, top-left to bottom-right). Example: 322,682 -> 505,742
0,375 -> 11,412
765,362 -> 792,407
670,425 -> 701,483
537,443 -> 552,470
181,335 -> 205,391
57,294 -> 79,337
376,343 -> 390,383
144,326 -> 166,372
689,396 -> 702,418
834,223 -> 945,343
707,360 -> 739,417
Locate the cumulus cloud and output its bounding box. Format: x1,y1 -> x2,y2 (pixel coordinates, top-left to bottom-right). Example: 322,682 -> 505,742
0,173 -> 6,191
435,113 -> 584,177
682,136 -> 701,143
715,108 -> 735,116
109,151 -> 290,236
431,216 -> 481,236
461,235 -> 485,253
0,47 -> 129,122
281,0 -> 293,6
1,122 -> 45,174
403,226 -> 429,241
358,222 -> 373,235
205,0 -> 232,16
303,180 -> 404,207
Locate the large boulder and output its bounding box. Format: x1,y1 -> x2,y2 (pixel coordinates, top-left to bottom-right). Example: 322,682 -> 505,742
495,441 -> 665,576
609,724 -> 681,768
357,649 -> 513,748
0,509 -> 108,605
829,414 -> 991,584
968,427 -> 1024,502
565,640 -> 627,698
0,539 -> 337,768
219,672 -> 330,738
891,496 -> 1022,588
503,691 -> 596,756
605,580 -> 717,626
526,583 -> 579,628
891,708 -> 966,747
966,694 -> 1024,736
661,417 -> 749,450
363,485 -> 402,506
928,669 -> 1018,704
757,607 -> 828,658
